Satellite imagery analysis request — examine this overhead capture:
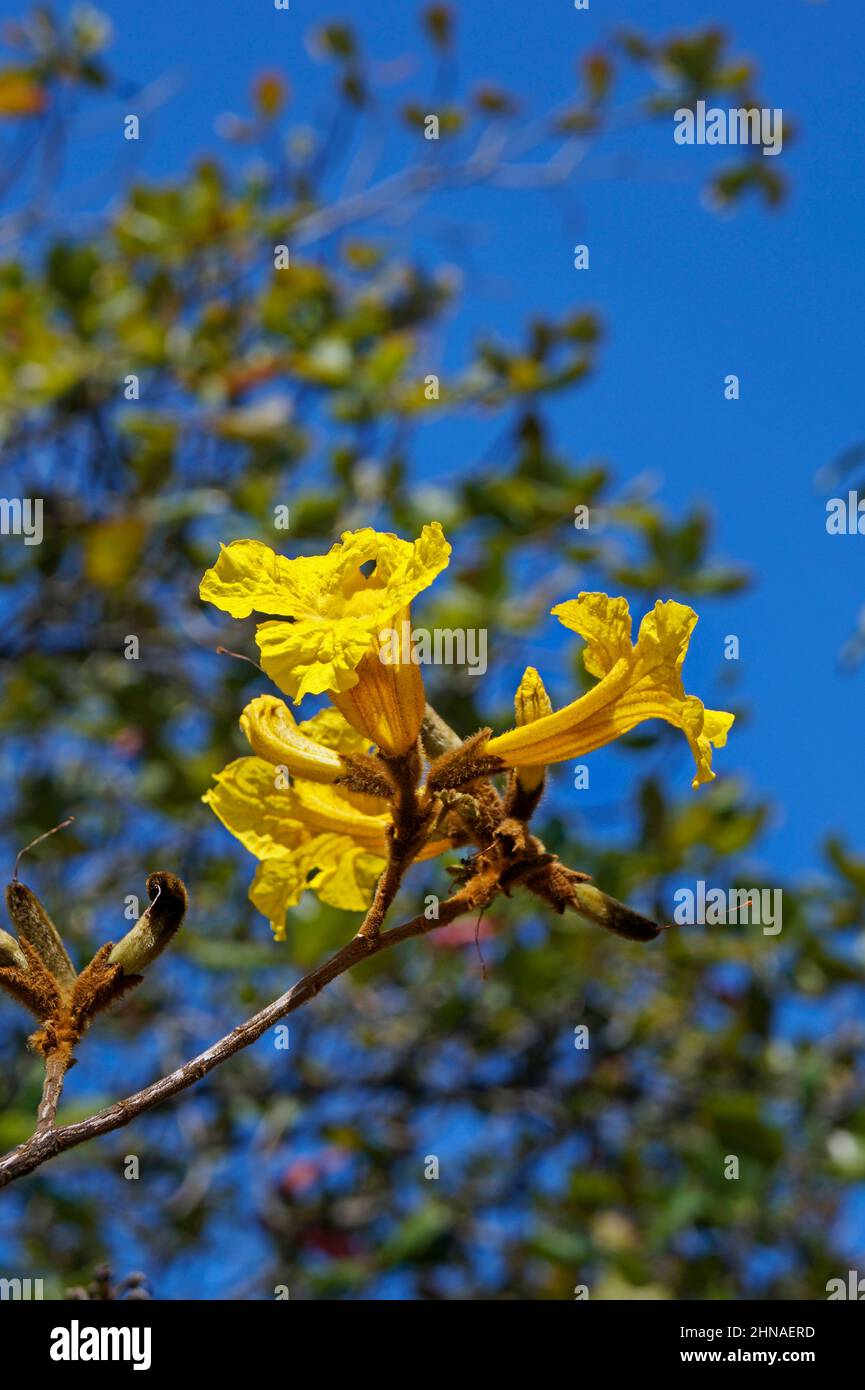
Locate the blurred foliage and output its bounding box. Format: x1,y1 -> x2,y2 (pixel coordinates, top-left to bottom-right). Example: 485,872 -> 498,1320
0,4 -> 861,1301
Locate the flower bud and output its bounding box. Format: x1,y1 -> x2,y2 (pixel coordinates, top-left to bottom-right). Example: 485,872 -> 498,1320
513,666 -> 552,794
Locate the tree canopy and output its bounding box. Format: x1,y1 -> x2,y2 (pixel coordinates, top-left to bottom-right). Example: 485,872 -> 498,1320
0,4 -> 862,1301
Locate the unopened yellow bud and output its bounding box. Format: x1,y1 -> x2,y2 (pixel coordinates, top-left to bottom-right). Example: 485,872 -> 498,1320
513,666 -> 552,793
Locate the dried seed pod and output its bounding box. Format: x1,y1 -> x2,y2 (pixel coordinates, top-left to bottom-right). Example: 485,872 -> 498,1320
108,872 -> 188,976
5,882 -> 77,990
72,943 -> 142,1029
0,928 -> 28,973
0,937 -> 63,1021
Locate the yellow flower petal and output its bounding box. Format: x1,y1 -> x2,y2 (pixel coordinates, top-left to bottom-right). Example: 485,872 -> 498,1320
682,701 -> 735,787
296,705 -> 388,814
205,755 -> 391,852
297,705 -> 374,754
249,854 -> 315,937
199,539 -> 299,620
203,756 -> 390,936
307,844 -> 385,913
290,779 -> 391,852
552,593 -> 633,677
256,614 -> 373,701
250,842 -> 384,938
240,695 -> 345,783
200,524 -> 451,707
203,756 -> 307,858
204,712 -> 457,934
487,594 -> 733,788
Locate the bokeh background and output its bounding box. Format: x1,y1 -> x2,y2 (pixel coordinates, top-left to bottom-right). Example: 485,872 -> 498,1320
1,0 -> 864,1299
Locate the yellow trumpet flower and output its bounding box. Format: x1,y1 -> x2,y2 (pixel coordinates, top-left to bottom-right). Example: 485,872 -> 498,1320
200,523 -> 451,756
203,706 -> 449,937
486,593 -> 733,788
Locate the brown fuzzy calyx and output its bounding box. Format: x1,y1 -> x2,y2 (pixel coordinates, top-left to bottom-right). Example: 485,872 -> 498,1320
0,937 -> 64,1022
426,730 -> 505,794
336,752 -> 398,801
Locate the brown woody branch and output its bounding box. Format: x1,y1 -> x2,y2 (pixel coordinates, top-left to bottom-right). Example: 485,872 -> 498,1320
34,1050 -> 71,1139
356,743 -> 435,942
0,875 -> 498,1190
0,714 -> 662,1189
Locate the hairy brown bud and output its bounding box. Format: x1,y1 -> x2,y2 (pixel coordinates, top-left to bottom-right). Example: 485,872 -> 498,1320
336,752 -> 397,800
426,729 -> 504,794
108,872 -> 188,976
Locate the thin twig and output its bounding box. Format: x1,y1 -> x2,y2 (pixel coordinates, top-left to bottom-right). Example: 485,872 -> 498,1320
13,818 -> 75,883
215,646 -> 265,675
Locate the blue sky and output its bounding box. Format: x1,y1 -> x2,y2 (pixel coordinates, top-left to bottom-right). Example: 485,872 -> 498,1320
22,0 -> 865,880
